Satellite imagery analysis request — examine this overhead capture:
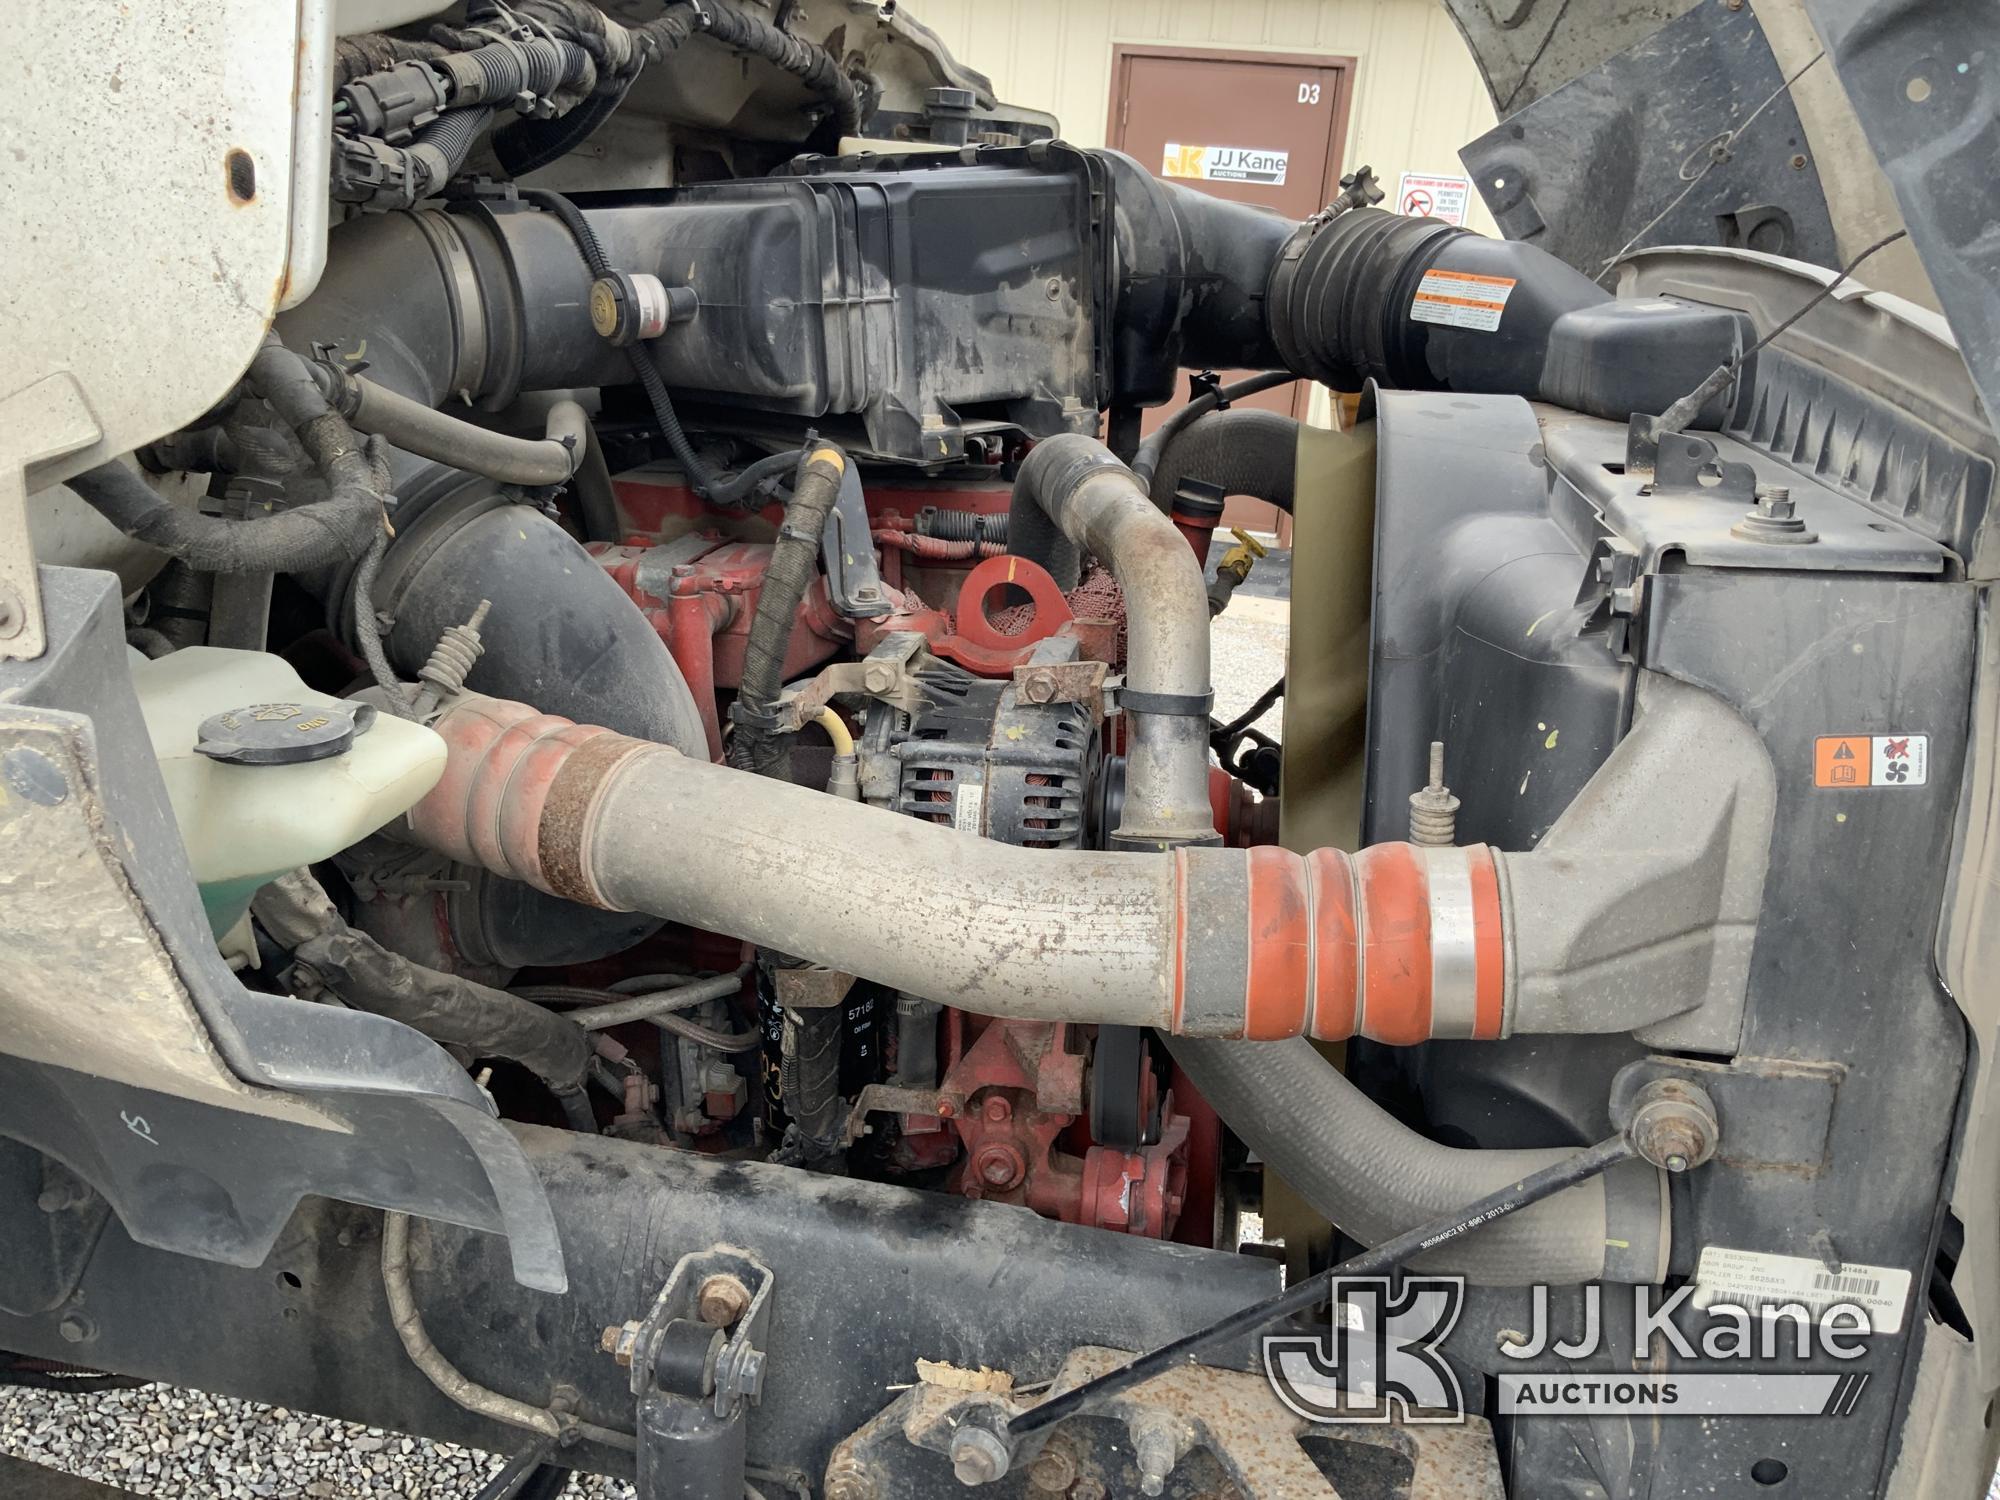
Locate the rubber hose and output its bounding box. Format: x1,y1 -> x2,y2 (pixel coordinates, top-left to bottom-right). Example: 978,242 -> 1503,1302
1165,1036 -> 1666,1285
69,338 -> 389,574
1129,371 -> 1296,493
515,188 -> 719,497
66,462 -> 381,575
707,448 -> 804,509
343,377 -> 587,486
1148,407 -> 1299,515
254,871 -> 593,1105
727,445 -> 847,776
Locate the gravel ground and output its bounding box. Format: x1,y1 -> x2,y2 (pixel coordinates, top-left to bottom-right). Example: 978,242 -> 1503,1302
1209,593 -> 1288,742
0,1385 -> 634,1497
0,612 -> 1300,1499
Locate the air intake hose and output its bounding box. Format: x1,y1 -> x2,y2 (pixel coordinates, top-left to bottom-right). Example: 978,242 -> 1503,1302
1259,204 -> 1747,422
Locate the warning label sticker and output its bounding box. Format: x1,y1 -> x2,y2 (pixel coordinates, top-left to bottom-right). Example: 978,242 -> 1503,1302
1813,734 -> 1928,789
1694,1246 -> 1912,1335
1161,143 -> 1288,186
1410,269 -> 1516,332
1395,171 -> 1473,225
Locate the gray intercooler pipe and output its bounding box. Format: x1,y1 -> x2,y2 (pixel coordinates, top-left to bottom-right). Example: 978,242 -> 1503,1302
405,700 -> 1674,1282
1164,1037 -> 1666,1285
1010,435 -> 1218,850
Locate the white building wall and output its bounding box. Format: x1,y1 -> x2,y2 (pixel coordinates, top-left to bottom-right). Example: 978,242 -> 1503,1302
911,0 -> 1501,234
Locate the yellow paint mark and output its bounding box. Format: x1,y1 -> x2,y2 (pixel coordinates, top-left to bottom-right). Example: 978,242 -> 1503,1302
1604,1238 -> 1630,1249
1536,721 -> 1547,731
809,446 -> 846,472
344,339 -> 368,362
1003,724 -> 1026,741
1518,771 -> 1532,796
1525,608 -> 1560,637
1835,812 -> 1848,824
1007,558 -> 1018,583
1544,728 -> 1560,749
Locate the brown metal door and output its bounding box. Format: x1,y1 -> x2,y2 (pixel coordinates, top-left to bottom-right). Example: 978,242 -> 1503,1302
1109,47 -> 1355,539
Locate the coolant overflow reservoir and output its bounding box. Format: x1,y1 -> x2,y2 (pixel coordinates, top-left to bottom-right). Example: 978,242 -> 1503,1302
132,648 -> 447,936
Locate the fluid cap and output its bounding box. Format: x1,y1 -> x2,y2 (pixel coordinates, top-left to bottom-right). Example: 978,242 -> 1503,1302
195,701 -> 377,766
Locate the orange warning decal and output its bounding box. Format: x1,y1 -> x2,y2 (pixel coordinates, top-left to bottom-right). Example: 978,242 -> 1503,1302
1814,733 -> 1929,789
1814,736 -> 1868,788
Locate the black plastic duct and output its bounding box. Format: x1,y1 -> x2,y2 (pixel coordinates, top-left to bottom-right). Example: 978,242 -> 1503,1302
364,470 -> 708,969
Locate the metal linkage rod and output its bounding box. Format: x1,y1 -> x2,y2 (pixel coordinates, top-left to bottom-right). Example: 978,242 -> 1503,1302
1005,1133 -> 1639,1442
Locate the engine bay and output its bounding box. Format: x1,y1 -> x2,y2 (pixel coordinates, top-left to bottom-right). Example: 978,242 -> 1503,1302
4,1 -> 2000,1496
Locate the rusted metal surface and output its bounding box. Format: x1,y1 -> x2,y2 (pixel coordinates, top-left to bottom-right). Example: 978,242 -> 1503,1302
825,1346 -> 1507,1498
772,964 -> 860,1011
847,1017 -> 1190,1239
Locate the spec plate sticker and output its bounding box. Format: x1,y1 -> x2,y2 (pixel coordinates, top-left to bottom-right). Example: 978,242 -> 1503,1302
1693,1247 -> 1911,1334
1410,269 -> 1516,332
1813,734 -> 1928,789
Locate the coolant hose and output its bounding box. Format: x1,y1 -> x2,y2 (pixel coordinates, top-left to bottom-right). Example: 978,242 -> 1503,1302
253,871 -> 595,1122
1147,407 -> 1300,515
67,337 -> 391,574
67,459 -> 382,575
1164,1037 -> 1666,1284
1011,435 -> 1216,849
329,371 -> 589,487
1129,371 -> 1296,493
728,445 -> 848,776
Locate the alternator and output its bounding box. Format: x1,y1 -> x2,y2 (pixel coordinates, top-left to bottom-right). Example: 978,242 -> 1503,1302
869,674 -> 1103,850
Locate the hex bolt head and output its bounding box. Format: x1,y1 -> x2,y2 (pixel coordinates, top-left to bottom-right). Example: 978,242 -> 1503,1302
950,1425 -> 1011,1487
57,1314 -> 93,1344
982,1095 -> 1011,1123
696,1273 -> 752,1328
600,1320 -> 643,1367
1753,483 -> 1796,520
862,663 -> 896,694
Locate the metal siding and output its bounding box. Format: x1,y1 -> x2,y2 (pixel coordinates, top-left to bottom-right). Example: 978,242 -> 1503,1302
922,0 -> 1499,233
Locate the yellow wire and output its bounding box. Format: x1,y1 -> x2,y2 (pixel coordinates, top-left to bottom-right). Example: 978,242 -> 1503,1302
814,706 -> 854,757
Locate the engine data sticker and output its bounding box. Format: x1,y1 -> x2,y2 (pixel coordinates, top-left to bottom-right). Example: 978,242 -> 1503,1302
952,780 -> 986,834
1694,1246 -> 1912,1335
1161,144 -> 1288,186
1410,269 -> 1516,332
1813,734 -> 1928,789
